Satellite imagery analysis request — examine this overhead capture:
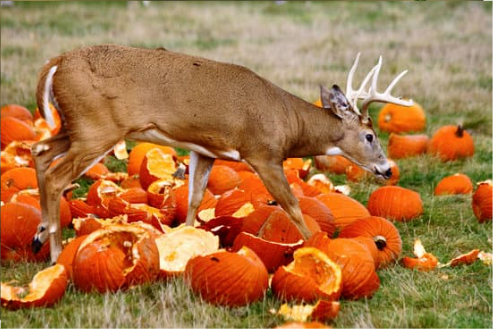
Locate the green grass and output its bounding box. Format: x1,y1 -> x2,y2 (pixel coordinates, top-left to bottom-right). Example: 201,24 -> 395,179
1,1 -> 492,328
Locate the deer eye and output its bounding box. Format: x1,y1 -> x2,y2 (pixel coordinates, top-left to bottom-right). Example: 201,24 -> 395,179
365,134 -> 374,143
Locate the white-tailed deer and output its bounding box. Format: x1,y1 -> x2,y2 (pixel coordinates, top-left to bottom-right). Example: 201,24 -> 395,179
31,45 -> 412,262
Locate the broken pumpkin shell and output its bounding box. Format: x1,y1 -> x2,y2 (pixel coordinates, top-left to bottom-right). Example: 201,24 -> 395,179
184,246 -> 269,307
72,224 -> 160,293
232,232 -> 303,273
154,225 -> 219,278
271,247 -> 342,303
305,233 -> 380,300
1,264 -> 68,310
276,300 -> 340,323
401,239 -> 438,271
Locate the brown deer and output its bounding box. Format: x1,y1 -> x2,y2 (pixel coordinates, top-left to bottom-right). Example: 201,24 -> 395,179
31,45 -> 412,262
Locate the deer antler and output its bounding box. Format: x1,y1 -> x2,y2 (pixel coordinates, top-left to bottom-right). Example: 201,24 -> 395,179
346,53 -> 413,123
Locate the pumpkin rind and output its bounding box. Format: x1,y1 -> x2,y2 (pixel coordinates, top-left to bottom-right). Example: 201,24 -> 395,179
184,247 -> 269,307
72,225 -> 160,293
1,264 -> 68,310
232,232 -> 303,273
378,102 -> 426,133
434,173 -> 473,195
1,202 -> 49,262
315,193 -> 370,229
305,233 -> 380,300
387,133 -> 429,159
472,180 -> 492,222
338,216 -> 402,268
271,247 -> 342,303
428,124 -> 474,161
367,186 -> 423,221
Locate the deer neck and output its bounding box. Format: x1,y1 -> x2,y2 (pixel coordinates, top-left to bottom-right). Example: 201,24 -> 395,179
286,96 -> 346,158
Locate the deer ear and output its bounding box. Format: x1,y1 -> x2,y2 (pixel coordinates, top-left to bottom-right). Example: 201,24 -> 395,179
320,85 -> 351,119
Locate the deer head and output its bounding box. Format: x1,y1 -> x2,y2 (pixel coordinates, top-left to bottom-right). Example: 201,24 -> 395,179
320,53 -> 413,179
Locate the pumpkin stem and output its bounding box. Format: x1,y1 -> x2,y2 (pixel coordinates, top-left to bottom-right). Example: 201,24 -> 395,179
373,235 -> 387,250
455,124 -> 464,138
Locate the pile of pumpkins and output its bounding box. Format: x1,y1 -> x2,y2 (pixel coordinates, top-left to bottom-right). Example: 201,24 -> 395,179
1,102 -> 491,327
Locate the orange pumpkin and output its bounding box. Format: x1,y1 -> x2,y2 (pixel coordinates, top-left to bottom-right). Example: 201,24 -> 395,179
338,216 -> 402,268
1,166 -> 38,202
271,247 -> 342,303
283,158 -> 312,179
57,235 -> 89,280
378,101 -> 426,133
214,159 -> 254,172
199,215 -> 244,247
428,124 -> 474,161
241,205 -> 280,235
0,140 -> 35,174
314,155 -> 352,175
0,117 -> 36,150
298,196 -> 336,237
238,173 -> 273,201
207,165 -> 241,195
387,133 -> 429,159
83,162 -> 110,180
173,184 -> 217,224
0,202 -> 49,262
127,142 -> 176,176
472,180 -> 492,223
72,225 -> 160,293
1,104 -> 33,122
315,193 -> 370,229
10,191 -> 72,229
434,173 -> 473,195
258,209 -> 321,244
68,199 -> 97,219
367,186 -> 423,221
346,164 -> 369,182
184,246 -> 269,307
305,233 -> 380,300
1,264 -> 68,310
231,232 -> 303,273
139,148 -> 178,190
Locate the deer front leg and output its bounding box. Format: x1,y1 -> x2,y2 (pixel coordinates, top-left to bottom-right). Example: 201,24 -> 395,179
248,159 -> 312,240
185,151 -> 215,226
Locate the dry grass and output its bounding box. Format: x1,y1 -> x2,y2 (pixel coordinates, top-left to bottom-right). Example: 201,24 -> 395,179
1,1 -> 492,328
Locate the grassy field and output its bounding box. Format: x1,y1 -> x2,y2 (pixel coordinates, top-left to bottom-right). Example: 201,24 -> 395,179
1,1 -> 492,328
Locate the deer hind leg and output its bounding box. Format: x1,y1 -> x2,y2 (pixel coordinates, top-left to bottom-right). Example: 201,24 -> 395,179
185,151 -> 215,226
31,133 -> 71,255
247,159 -> 312,240
32,139 -> 119,263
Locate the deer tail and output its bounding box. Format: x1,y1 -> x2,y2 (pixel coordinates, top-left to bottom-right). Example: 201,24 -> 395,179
36,57 -> 64,131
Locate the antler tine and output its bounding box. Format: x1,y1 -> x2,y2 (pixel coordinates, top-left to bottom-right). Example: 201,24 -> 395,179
345,52 -> 376,115
360,56 -> 413,123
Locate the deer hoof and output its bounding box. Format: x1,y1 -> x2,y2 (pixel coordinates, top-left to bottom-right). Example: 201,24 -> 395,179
172,164 -> 186,179
31,238 -> 44,254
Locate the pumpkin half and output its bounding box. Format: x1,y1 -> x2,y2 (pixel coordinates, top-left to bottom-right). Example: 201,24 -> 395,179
1,264 -> 68,310
271,247 -> 342,303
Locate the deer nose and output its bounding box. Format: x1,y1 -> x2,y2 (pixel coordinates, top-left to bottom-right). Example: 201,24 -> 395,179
385,168 -> 392,179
